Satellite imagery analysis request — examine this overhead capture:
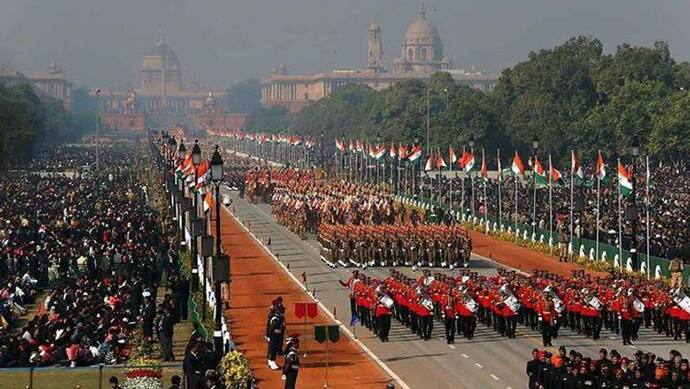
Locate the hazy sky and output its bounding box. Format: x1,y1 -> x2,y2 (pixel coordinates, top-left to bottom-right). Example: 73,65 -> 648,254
2,0 -> 690,90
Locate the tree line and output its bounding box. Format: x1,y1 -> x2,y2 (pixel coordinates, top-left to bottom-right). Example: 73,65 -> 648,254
0,82 -> 96,168
239,36 -> 690,166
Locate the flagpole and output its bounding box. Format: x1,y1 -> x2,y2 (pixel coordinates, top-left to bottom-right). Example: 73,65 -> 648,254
617,158 -> 623,269
461,146 -> 466,221
437,148 -> 442,205
483,149 -> 488,232
548,154 -> 553,253
449,148 -> 454,212
570,150 -> 574,261
645,155 -> 650,279
514,168 -> 518,242
497,149 -> 502,232
411,158 -> 415,199
348,146 -> 352,182
418,152 -> 423,201
596,151 -> 601,262
470,147 -> 475,221
532,156 -> 537,241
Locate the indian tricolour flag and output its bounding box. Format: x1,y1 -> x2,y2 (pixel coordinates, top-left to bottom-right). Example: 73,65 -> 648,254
617,160 -> 633,197
534,156 -> 548,187
571,150 -> 586,185
595,150 -> 606,181
511,152 -> 525,175
448,146 -> 457,165
460,151 -> 475,172
550,161 -> 564,186
408,145 -> 423,162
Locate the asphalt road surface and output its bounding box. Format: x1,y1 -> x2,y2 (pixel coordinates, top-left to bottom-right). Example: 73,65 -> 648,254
221,186 -> 684,389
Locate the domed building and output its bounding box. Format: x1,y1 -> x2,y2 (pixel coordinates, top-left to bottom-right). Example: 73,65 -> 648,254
96,34 -> 247,131
261,6 -> 497,113
393,4 -> 451,74
141,39 -> 184,95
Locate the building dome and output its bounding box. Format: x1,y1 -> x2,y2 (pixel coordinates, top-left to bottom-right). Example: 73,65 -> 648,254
147,42 -> 178,59
393,5 -> 449,74
404,18 -> 440,42
141,35 -> 184,94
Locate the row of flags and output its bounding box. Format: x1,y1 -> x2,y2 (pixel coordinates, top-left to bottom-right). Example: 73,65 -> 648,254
207,128 -> 316,149
174,150 -> 215,212
204,129 -> 636,197
345,138 -> 636,198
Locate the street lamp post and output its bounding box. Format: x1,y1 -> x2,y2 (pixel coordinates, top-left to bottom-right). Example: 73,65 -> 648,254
191,140 -> 203,316
210,145 -> 225,356
426,88 -> 431,151
531,137 -> 539,239
469,135 -> 476,218
630,136 -> 640,270
167,136 -> 176,183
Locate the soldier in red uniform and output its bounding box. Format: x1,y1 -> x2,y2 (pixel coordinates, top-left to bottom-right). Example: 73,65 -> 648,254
537,294 -> 556,347
374,288 -> 392,342
442,294 -> 456,344
619,292 -> 635,346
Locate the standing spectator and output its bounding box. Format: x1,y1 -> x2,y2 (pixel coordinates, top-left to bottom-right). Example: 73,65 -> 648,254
184,340 -> 204,389
159,305 -> 176,362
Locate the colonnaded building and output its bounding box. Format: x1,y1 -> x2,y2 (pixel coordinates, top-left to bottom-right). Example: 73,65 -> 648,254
261,5 -> 499,113
0,63 -> 73,108
96,35 -> 245,131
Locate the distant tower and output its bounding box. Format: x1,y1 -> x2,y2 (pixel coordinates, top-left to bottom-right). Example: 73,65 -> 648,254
367,22 -> 384,73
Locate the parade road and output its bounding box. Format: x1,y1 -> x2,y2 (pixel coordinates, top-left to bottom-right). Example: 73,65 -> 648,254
221,186 -> 685,389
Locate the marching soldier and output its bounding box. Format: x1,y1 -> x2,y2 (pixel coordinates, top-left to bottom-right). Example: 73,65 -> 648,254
282,334 -> 301,389
374,288 -> 393,342
462,235 -> 472,267
443,294 -> 456,344
339,270 -> 361,322
456,291 -> 477,340
537,293 -> 555,347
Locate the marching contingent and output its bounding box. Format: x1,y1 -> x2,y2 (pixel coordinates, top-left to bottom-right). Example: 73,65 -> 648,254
341,266 -> 690,348
204,128 -> 690,389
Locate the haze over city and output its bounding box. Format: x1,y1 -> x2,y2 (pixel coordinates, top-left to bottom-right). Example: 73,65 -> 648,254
2,0 -> 690,88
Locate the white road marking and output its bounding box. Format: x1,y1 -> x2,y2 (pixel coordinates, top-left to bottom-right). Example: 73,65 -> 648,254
609,336 -> 617,340
475,363 -> 483,368
629,345 -> 637,349
462,353 -> 470,359
224,204 -> 412,389
448,345 -> 456,349
507,386 -> 513,389
490,374 -> 500,381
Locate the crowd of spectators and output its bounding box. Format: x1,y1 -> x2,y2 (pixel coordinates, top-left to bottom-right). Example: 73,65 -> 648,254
0,143 -> 180,367
412,161 -> 690,262
527,347 -> 690,388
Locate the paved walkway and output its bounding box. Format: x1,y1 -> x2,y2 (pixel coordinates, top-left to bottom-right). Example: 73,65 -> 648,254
222,188 -> 686,389
216,198 -> 393,388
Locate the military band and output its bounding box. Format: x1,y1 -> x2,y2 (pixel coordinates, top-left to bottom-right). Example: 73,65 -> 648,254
341,268 -> 690,347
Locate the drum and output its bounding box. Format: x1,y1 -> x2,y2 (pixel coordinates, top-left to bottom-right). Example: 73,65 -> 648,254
464,298 -> 478,313
421,298 -> 434,311
633,298 -> 645,313
673,290 -> 690,314
504,296 -> 521,313
380,295 -> 394,309
588,296 -> 603,310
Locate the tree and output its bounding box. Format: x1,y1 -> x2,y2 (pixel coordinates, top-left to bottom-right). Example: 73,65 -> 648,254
227,79 -> 261,114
